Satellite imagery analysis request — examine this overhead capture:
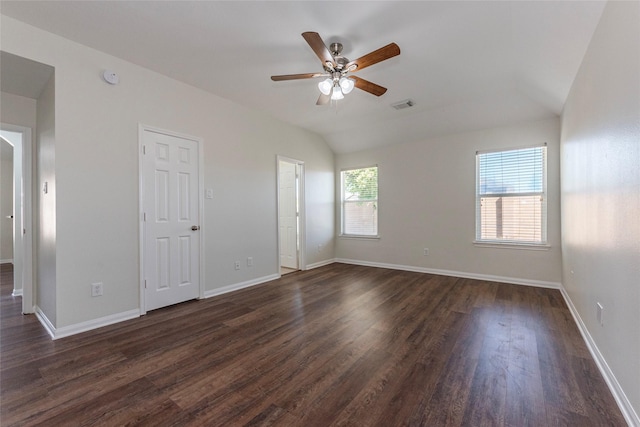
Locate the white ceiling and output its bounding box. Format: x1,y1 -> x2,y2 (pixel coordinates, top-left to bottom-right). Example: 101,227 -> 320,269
0,1 -> 606,153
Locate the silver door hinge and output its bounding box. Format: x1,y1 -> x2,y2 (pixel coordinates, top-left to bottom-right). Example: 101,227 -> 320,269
144,280 -> 147,289
143,212 -> 146,221
142,145 -> 146,155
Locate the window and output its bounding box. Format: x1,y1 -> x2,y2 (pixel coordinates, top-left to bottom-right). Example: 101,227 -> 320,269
476,144 -> 547,245
341,166 -> 378,237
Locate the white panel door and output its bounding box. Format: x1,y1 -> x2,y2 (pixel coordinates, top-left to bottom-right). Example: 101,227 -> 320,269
279,160 -> 298,269
143,130 -> 200,311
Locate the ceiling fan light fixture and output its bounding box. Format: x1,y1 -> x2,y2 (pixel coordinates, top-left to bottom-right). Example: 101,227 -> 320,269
318,78 -> 332,95
339,77 -> 355,94
331,85 -> 344,100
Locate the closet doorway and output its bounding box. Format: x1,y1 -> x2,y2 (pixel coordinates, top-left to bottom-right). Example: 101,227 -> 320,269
277,156 -> 305,275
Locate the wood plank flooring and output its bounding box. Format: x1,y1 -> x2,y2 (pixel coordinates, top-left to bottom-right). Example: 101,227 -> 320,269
0,262 -> 627,426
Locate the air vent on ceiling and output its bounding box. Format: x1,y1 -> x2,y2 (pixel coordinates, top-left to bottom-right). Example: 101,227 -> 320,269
391,99 -> 414,110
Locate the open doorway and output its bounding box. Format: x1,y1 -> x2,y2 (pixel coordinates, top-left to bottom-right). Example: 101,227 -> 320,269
1,51 -> 54,317
0,125 -> 33,313
277,156 -> 305,276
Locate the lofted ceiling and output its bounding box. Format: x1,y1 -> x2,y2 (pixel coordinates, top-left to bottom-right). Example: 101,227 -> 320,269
0,1 -> 606,153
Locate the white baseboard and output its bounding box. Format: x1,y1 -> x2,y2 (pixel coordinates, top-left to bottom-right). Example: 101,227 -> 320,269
560,288 -> 639,427
35,306 -> 56,339
35,306 -> 140,340
12,288 -> 23,297
334,258 -> 562,289
0,259 -> 13,264
305,258 -> 337,270
204,274 -> 279,299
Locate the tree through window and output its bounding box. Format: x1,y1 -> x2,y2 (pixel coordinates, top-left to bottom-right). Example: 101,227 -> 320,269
341,166 -> 378,236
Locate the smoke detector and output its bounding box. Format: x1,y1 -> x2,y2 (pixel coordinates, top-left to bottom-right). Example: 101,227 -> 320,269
102,70 -> 119,85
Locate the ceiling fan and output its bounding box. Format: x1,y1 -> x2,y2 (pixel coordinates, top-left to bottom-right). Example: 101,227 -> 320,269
271,32 -> 401,105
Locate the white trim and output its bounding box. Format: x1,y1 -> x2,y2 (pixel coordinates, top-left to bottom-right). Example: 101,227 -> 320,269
11,288 -> 23,297
339,234 -> 381,240
204,274 -> 279,299
339,164 -> 380,173
0,259 -> 13,264
305,258 -> 336,270
473,241 -> 551,251
138,125 -> 145,314
35,306 -> 56,339
138,124 -> 205,315
334,258 -> 561,289
476,142 -> 547,155
559,287 -> 640,427
35,306 -> 140,340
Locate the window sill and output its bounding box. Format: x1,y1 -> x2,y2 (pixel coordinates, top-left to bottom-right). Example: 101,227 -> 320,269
473,241 -> 550,251
339,234 -> 381,240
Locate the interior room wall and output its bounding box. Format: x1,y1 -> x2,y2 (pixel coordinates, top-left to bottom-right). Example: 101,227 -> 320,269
1,16 -> 335,330
335,118 -> 562,286
35,74 -> 56,324
1,92 -> 37,128
560,0 -> 640,421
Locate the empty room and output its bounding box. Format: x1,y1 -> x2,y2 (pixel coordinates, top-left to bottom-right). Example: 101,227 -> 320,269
0,1 -> 638,426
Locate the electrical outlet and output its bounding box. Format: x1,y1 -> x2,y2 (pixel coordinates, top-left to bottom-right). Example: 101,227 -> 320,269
423,248 -> 429,256
597,302 -> 604,326
234,261 -> 241,270
91,282 -> 103,297
317,244 -> 323,253
247,257 -> 253,267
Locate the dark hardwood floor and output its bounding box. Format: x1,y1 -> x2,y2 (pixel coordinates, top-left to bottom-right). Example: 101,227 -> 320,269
0,262 -> 626,426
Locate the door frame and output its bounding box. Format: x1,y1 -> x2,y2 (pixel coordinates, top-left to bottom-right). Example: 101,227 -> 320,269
276,155 -> 305,273
138,124 -> 205,315
1,123 -> 34,314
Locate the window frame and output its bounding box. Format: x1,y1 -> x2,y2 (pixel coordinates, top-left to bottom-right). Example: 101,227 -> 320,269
340,165 -> 379,238
474,144 -> 548,248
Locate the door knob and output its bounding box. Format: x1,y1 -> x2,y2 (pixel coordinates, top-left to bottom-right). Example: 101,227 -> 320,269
191,225 -> 200,231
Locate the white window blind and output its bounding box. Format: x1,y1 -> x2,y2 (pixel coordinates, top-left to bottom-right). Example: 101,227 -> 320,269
476,145 -> 547,244
341,166 -> 378,236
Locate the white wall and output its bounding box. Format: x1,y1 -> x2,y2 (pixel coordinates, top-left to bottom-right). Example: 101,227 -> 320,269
1,16 -> 335,329
1,92 -> 37,129
36,74 -> 56,324
561,0 -> 640,422
0,141 -> 13,262
335,118 -> 562,286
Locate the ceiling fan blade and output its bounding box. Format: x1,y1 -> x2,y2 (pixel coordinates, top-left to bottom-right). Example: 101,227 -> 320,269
271,73 -> 327,81
346,43 -> 400,72
351,76 -> 388,96
316,93 -> 331,106
302,32 -> 336,67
